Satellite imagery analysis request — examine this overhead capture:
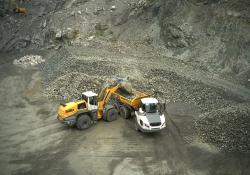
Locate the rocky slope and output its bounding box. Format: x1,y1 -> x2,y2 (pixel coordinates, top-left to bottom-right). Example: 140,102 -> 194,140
158,0 -> 250,87
1,0 -> 249,85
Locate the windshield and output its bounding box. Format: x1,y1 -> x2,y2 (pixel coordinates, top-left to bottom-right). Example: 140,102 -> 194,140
89,96 -> 98,105
142,103 -> 157,113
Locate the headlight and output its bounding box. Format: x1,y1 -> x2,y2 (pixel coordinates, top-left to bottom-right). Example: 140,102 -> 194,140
144,123 -> 150,128
162,122 -> 166,126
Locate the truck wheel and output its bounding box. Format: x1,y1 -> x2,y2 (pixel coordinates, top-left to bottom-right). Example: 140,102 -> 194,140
120,106 -> 130,119
114,103 -> 120,114
76,114 -> 92,130
105,108 -> 118,122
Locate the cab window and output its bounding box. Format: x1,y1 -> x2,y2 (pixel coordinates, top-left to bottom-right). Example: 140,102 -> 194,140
142,103 -> 157,113
78,103 -> 86,109
89,96 -> 98,105
82,95 -> 88,102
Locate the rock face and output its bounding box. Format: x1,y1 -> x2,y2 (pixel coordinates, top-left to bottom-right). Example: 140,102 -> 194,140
1,0 -> 249,84
195,103 -> 250,153
158,0 -> 250,85
160,23 -> 196,48
0,0 -> 65,51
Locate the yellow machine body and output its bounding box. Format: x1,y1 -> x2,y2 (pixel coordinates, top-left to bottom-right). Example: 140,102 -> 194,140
57,100 -> 87,120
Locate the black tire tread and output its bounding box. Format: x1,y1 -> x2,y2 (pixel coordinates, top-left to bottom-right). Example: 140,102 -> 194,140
105,108 -> 118,122
120,106 -> 131,119
76,114 -> 92,130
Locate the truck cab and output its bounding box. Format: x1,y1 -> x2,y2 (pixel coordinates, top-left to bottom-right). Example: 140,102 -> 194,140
135,98 -> 166,132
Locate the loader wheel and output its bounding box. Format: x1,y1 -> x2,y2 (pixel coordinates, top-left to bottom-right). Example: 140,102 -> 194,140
76,114 -> 92,130
105,108 -> 118,122
120,106 -> 130,119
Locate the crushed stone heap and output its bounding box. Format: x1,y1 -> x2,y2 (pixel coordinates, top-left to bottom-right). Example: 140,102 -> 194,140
13,55 -> 45,67
195,103 -> 250,153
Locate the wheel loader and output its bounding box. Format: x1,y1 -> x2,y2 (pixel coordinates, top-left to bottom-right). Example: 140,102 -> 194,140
57,79 -> 166,132
57,82 -> 120,130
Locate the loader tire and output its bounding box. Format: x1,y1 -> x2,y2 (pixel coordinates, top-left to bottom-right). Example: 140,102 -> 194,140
76,114 -> 92,130
120,106 -> 130,119
105,108 -> 118,122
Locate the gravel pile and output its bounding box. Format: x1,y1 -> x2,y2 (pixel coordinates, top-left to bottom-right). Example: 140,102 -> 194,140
41,49 -> 118,86
195,103 -> 250,153
44,72 -> 104,101
13,55 -> 45,67
143,69 -> 238,112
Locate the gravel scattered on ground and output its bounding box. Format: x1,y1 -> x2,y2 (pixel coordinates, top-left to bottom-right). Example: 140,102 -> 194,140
143,69 -> 239,113
195,103 -> 250,153
13,55 -> 45,68
44,72 -> 104,101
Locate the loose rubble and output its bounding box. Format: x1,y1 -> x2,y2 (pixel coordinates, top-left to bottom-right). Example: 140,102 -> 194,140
55,28 -> 79,40
13,55 -> 45,67
143,69 -> 238,113
44,72 -> 104,101
2,0 -> 249,155
195,103 -> 250,153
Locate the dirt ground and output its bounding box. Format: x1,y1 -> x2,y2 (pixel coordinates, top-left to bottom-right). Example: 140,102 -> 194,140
0,58 -> 249,175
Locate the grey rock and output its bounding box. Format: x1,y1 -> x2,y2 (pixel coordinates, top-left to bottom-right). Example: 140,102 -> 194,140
55,30 -> 62,39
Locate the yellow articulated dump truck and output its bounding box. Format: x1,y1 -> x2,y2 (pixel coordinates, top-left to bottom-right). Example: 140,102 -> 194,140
57,79 -> 166,132
112,85 -> 166,132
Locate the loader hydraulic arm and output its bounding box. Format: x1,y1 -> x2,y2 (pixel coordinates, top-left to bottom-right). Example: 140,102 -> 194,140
97,84 -> 120,118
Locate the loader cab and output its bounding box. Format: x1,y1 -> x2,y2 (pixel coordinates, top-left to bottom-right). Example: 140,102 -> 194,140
82,91 -> 98,111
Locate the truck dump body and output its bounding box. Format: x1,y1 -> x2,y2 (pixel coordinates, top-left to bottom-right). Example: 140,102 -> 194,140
114,88 -> 149,110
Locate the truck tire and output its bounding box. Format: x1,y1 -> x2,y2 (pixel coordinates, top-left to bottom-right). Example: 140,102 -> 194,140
105,108 -> 118,122
76,114 -> 92,130
114,103 -> 120,114
120,106 -> 130,119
